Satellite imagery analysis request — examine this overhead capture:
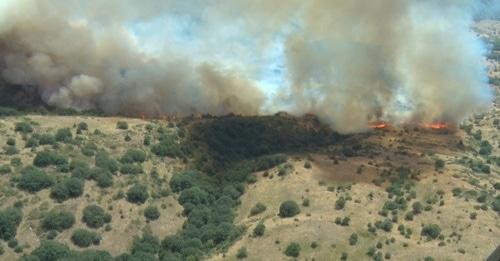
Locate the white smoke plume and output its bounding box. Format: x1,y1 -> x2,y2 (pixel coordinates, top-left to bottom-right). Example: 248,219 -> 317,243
0,0 -> 495,133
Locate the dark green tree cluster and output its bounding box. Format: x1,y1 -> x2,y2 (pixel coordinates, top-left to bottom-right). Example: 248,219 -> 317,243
22,240 -> 113,261
126,184 -> 149,204
55,128 -> 73,143
279,200 -> 300,218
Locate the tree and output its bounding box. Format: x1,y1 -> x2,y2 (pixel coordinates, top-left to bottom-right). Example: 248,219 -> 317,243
71,229 -> 101,247
335,197 -> 346,210
279,200 -> 300,218
41,210 -> 75,232
421,224 -> 441,240
16,167 -> 54,193
253,223 -> 265,237
284,242 -> 301,257
82,205 -> 111,228
144,206 -> 160,221
127,184 -> 149,204
77,122 -> 88,131
412,201 -> 423,214
95,171 -> 113,188
0,207 -> 23,240
178,187 -> 208,206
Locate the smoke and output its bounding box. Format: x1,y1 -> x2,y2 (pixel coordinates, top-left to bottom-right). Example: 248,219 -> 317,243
0,0 -> 495,133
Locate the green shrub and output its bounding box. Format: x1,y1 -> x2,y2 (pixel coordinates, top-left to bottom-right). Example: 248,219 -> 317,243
435,159 -> 445,170
55,128 -> 72,143
120,164 -> 143,175
284,242 -> 301,257
25,137 -> 39,148
121,149 -> 147,163
28,240 -> 71,261
151,141 -> 181,158
335,197 -> 346,210
421,224 -> 441,240
0,207 -> 23,240
279,200 -> 300,218
116,121 -> 129,130
304,161 -> 312,169
126,184 -> 149,204
253,223 -> 265,237
250,202 -> 267,216
4,145 -> 18,155
77,122 -> 88,131
82,205 -> 111,229
178,186 -> 208,206
95,151 -> 119,173
0,165 -> 11,175
33,151 -> 68,167
349,233 -> 358,245
236,247 -> 248,259
15,122 -> 33,133
38,134 -> 56,145
50,178 -> 84,202
41,209 -> 75,231
16,166 -> 54,193
144,206 -> 160,221
95,171 -> 113,188
6,138 -> 16,146
71,229 -> 101,247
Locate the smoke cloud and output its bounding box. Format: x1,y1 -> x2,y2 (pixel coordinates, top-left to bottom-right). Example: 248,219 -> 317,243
0,0 -> 494,133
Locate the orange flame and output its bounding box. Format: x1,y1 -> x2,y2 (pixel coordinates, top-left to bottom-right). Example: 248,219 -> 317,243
369,121 -> 388,129
422,121 -> 448,130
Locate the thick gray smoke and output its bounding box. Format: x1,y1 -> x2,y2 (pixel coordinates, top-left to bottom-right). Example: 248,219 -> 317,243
0,0 -> 494,133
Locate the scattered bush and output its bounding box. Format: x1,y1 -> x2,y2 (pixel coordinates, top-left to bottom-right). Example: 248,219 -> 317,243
50,178 -> 84,202
349,233 -> 358,245
304,161 -> 312,169
6,138 -> 15,146
144,206 -> 160,221
116,121 -> 129,130
71,229 -> 101,247
250,202 -> 267,216
0,165 -> 11,175
236,247 -> 248,259
33,151 -> 68,167
95,151 -> 119,173
55,128 -> 73,143
82,205 -> 112,228
421,224 -> 441,240
434,159 -> 445,170
121,149 -> 147,164
279,200 -> 300,218
120,164 -> 143,175
15,122 -> 33,133
95,171 -> 113,188
0,207 -> 23,240
41,209 -> 75,232
126,184 -> 149,204
284,242 -> 301,257
335,197 -> 346,210
16,166 -> 54,193
253,223 -> 265,237
38,134 -> 56,145
4,146 -> 18,155
77,122 -> 88,131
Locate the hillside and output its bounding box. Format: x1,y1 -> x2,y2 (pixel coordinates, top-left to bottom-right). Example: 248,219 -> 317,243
0,96 -> 497,260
